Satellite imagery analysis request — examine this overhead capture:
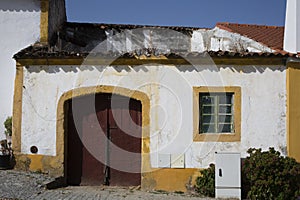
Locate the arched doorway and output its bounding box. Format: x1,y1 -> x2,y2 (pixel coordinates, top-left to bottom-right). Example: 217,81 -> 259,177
66,93 -> 142,186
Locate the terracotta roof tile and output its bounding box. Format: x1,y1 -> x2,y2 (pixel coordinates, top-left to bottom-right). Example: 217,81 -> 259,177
216,22 -> 284,52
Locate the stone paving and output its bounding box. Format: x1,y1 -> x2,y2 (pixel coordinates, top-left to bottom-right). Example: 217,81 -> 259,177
31,186 -> 213,200
0,170 -> 54,200
0,170 -> 217,200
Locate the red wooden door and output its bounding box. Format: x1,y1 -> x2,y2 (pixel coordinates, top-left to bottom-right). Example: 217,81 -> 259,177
67,94 -> 142,186
108,96 -> 142,186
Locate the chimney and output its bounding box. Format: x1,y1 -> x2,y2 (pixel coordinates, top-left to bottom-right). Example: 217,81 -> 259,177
284,0 -> 300,53
40,0 -> 67,45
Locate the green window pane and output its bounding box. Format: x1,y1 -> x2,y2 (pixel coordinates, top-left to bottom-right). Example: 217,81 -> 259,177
202,106 -> 214,114
219,94 -> 233,104
201,124 -> 215,133
218,124 -> 233,133
218,115 -> 233,123
202,115 -> 215,123
201,95 -> 214,104
219,105 -> 232,114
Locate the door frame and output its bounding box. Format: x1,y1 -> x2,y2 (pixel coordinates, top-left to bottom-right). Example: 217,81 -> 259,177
56,86 -> 150,185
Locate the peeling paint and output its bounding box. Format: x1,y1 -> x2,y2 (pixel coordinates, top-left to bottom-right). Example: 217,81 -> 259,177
20,64 -> 287,167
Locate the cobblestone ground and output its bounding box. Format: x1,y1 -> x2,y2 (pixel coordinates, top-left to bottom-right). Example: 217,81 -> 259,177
0,170 -> 54,199
31,186 -> 213,200
0,170 -> 216,200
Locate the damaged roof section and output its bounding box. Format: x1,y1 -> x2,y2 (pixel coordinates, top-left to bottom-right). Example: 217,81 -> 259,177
14,21 -> 295,62
55,22 -> 202,54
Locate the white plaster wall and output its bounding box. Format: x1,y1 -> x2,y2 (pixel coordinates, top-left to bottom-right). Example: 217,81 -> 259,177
22,64 -> 286,169
0,0 -> 40,139
191,30 -> 206,52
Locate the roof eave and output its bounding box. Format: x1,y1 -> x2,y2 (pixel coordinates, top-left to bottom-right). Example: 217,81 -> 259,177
15,55 -> 288,66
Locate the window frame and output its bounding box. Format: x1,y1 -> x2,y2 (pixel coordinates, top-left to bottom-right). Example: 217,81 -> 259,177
193,86 -> 241,142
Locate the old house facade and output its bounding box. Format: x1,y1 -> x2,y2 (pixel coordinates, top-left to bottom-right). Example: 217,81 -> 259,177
9,0 -> 300,192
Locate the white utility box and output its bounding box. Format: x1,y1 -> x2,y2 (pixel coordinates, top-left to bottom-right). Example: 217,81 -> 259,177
215,152 -> 241,200
171,154 -> 185,168
158,154 -> 170,168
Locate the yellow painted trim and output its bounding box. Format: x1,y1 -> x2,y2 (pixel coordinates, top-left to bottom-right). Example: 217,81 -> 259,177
14,153 -> 64,177
12,64 -> 23,153
27,154 -> 43,171
15,57 -> 287,66
287,66 -> 291,158
40,0 -> 49,44
193,86 -> 241,142
134,54 -> 168,60
286,63 -> 300,162
143,168 -> 200,192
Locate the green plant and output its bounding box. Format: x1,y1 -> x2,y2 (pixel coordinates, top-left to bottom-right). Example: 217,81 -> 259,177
195,163 -> 215,197
4,116 -> 12,137
0,139 -> 9,155
242,147 -> 300,200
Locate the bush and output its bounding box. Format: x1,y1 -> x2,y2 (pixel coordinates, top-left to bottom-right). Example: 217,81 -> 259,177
4,116 -> 12,137
195,163 -> 215,197
243,147 -> 300,200
194,148 -> 300,199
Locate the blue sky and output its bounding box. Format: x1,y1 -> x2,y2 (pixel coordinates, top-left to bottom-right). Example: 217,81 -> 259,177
66,0 -> 286,28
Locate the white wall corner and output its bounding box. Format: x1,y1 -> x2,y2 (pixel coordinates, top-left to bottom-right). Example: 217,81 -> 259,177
284,0 -> 300,53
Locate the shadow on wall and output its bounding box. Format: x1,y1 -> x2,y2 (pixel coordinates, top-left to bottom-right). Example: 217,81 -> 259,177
222,65 -> 286,74
25,65 -> 147,74
0,0 -> 40,12
25,63 -> 286,75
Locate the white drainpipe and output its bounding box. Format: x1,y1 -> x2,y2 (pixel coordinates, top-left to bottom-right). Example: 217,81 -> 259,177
284,0 -> 300,53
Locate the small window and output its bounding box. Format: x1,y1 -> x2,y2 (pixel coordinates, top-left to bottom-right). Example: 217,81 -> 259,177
200,93 -> 234,133
193,87 -> 241,142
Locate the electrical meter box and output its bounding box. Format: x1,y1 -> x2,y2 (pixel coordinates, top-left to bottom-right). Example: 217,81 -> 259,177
215,152 -> 241,200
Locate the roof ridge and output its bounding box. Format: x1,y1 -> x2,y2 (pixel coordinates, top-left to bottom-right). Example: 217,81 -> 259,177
65,21 -> 210,30
216,22 -> 284,29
